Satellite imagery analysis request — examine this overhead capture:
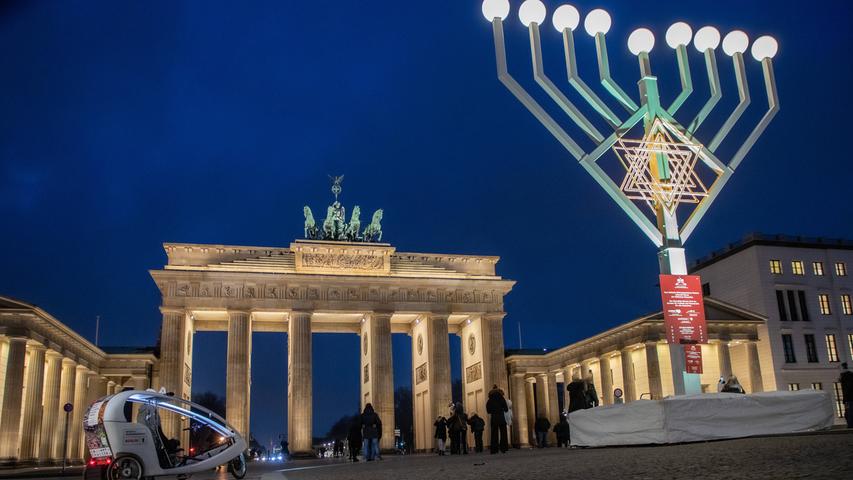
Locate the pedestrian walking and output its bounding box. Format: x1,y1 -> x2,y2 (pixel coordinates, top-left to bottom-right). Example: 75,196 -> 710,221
434,416 -> 448,455
554,414 -> 570,448
467,413 -> 486,453
534,415 -> 551,448
360,403 -> 382,461
485,385 -> 509,454
347,417 -> 362,462
839,362 -> 853,428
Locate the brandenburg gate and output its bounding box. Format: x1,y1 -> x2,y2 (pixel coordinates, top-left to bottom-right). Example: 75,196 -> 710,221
150,180 -> 515,455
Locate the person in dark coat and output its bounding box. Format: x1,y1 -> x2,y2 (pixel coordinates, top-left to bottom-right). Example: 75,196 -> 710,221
534,415 -> 551,448
839,362 -> 853,428
346,418 -> 362,462
554,414 -> 570,448
485,385 -> 509,454
450,402 -> 468,454
584,371 -> 599,407
433,416 -> 448,455
360,403 -> 382,461
467,413 -> 486,453
566,378 -> 588,412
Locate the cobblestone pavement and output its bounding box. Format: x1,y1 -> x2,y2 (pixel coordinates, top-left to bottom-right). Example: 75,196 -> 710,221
5,432 -> 851,480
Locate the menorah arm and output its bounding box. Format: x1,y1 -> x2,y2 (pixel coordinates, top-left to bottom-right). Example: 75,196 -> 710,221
728,58 -> 779,170
594,32 -> 640,113
561,29 -> 621,128
686,49 -> 722,135
491,19 -> 585,160
529,23 -> 604,142
708,53 -> 751,152
666,45 -> 693,115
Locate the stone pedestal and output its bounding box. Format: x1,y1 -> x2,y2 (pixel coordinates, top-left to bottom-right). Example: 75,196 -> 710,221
226,311 -> 252,439
0,337 -> 27,463
360,313 -> 395,451
288,311 -> 313,456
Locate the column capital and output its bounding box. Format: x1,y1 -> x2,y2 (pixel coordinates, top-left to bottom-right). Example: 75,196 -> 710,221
26,342 -> 47,352
45,349 -> 63,359
482,312 -> 507,321
289,309 -> 313,320
61,357 -> 78,367
367,311 -> 394,320
228,309 -> 251,318
160,306 -> 185,315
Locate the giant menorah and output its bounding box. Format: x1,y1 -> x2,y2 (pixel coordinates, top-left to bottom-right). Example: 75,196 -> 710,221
481,0 -> 779,394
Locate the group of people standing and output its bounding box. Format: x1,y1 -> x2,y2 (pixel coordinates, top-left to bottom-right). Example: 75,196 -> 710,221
534,370 -> 599,448
433,384 -> 512,455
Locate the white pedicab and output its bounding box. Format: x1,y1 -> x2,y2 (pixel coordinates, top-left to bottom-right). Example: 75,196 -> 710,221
83,390 -> 247,480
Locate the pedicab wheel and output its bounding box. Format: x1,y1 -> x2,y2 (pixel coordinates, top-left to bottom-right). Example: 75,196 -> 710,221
228,453 -> 247,480
108,456 -> 143,480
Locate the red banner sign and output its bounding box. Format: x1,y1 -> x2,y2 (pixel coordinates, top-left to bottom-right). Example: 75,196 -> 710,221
684,344 -> 703,374
659,274 -> 708,344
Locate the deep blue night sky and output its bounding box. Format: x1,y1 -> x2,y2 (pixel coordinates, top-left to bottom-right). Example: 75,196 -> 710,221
1,0 -> 851,447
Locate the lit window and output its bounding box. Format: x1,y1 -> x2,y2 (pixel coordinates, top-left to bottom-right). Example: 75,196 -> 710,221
811,382 -> 822,390
788,383 -> 800,391
782,334 -> 796,363
791,261 -> 804,275
804,335 -> 818,362
818,294 -> 832,315
833,383 -> 845,418
769,260 -> 783,274
836,262 -> 848,277
841,294 -> 852,316
825,334 -> 839,362
813,262 -> 824,276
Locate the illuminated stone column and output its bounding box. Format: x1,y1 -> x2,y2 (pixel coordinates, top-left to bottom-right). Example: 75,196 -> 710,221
360,312 -> 394,451
509,374 -> 529,448
39,351 -> 62,463
20,344 -> 46,463
158,308 -> 189,439
481,313 -> 509,396
226,311 -> 252,439
54,358 -> 77,461
561,365 -> 573,413
524,377 -> 535,446
534,374 -> 548,423
287,310 -> 312,456
68,366 -> 89,461
645,343 -> 663,400
717,342 -> 733,378
746,342 -> 764,393
411,313 -> 451,452
599,355 -> 613,405
545,371 -> 559,444
0,337 -> 27,463
620,348 -> 636,402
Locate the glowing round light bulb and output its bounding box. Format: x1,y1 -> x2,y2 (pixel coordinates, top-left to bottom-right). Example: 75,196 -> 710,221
751,35 -> 778,61
665,22 -> 692,48
584,9 -> 611,36
693,26 -> 721,52
722,30 -> 749,56
627,28 -> 655,55
481,0 -> 510,22
552,4 -> 580,32
518,0 -> 547,27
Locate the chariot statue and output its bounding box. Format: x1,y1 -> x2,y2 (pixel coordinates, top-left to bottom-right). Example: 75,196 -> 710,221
303,206 -> 318,239
362,209 -> 383,242
347,206 -> 362,241
302,176 -> 384,243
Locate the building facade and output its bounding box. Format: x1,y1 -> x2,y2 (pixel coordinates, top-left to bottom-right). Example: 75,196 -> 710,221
504,298 -> 768,447
0,297 -> 156,466
149,239 -> 515,455
691,234 -> 853,420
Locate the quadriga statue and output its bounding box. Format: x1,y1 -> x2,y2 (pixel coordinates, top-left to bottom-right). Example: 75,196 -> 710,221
362,209 -> 383,242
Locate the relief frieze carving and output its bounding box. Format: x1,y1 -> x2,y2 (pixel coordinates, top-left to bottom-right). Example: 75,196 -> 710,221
302,253 -> 384,270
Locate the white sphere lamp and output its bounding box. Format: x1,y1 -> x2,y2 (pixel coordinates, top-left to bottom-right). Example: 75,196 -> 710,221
519,0 -> 547,27
693,26 -> 721,52
627,28 -> 655,55
665,22 -> 692,48
481,0 -> 510,22
722,30 -> 749,56
584,9 -> 611,36
552,4 -> 580,32
751,35 -> 778,61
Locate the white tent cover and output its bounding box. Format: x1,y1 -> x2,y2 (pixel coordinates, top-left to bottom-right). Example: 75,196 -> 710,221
569,390 -> 834,447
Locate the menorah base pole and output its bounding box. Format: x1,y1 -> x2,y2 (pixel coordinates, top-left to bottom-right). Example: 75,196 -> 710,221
658,246 -> 702,396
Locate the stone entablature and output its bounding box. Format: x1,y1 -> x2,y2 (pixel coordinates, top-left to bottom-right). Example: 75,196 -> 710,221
292,240 -> 393,276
